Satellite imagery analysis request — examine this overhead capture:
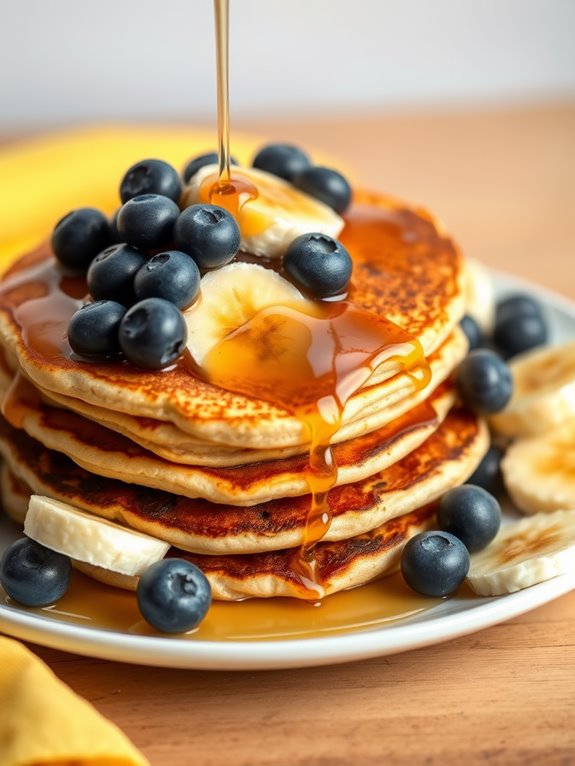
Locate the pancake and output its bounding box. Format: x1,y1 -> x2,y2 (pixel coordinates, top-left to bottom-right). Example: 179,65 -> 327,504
0,463 -> 28,525
0,406 -> 488,554
33,328 -> 467,466
0,464 -> 435,599
0,190 -> 465,451
1,377 -> 455,505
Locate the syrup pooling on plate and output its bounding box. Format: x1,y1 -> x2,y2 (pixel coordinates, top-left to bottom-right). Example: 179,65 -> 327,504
200,300 -> 431,596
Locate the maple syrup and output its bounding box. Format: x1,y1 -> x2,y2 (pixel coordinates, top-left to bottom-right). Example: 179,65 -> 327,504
0,566 -> 441,641
201,301 -> 431,596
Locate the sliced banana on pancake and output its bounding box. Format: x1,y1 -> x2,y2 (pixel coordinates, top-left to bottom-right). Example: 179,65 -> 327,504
185,262 -> 311,364
490,342 -> 575,438
464,257 -> 495,335
467,509 -> 575,595
501,421 -> 575,514
185,164 -> 344,257
24,495 -> 170,576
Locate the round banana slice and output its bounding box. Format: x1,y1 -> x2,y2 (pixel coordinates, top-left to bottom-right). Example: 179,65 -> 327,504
185,262 -> 311,364
501,421 -> 575,514
464,257 -> 495,335
185,164 -> 344,258
467,509 -> 575,595
490,341 -> 575,438
24,495 -> 170,576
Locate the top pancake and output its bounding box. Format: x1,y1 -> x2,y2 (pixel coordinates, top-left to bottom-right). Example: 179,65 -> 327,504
0,189 -> 465,450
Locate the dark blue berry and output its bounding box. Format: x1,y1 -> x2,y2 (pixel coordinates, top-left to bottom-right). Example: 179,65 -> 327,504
283,233 -> 352,298
460,315 -> 483,350
51,208 -> 113,273
118,297 -> 187,369
87,244 -> 146,305
437,485 -> 501,553
182,152 -> 238,183
137,558 -> 211,633
401,531 -> 469,597
0,538 -> 71,607
252,143 -> 311,182
292,166 -> 352,214
117,194 -> 180,250
457,349 -> 513,414
134,250 -> 200,309
174,204 -> 240,269
120,159 -> 182,203
496,294 -> 543,325
467,445 -> 505,496
494,294 -> 548,358
68,300 -> 126,358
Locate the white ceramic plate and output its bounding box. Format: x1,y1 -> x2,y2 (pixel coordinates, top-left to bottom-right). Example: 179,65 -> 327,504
1,271 -> 574,670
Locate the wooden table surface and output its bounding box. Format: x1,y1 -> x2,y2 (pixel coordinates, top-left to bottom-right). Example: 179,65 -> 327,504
7,103 -> 575,765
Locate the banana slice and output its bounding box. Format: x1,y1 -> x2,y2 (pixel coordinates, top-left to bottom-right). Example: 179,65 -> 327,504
467,509 -> 575,595
24,495 -> 170,576
185,262 -> 311,364
464,257 -> 495,335
184,164 -> 344,258
490,341 -> 575,438
501,421 -> 575,514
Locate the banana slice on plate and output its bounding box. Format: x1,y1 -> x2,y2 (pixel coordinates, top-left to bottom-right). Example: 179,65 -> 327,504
184,164 -> 344,258
490,341 -> 575,438
501,421 -> 575,514
467,509 -> 575,595
185,262 -> 312,364
24,495 -> 170,576
464,257 -> 495,335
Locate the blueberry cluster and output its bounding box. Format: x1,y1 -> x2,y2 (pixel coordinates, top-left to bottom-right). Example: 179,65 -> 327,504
54,156 -> 244,369
460,294 -> 548,360
402,291 -> 550,598
52,146 -> 355,369
401,485 -> 502,597
252,143 -> 352,215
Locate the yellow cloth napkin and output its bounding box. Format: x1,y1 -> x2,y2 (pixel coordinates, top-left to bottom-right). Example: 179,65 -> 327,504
0,636 -> 149,766
0,124 -> 262,269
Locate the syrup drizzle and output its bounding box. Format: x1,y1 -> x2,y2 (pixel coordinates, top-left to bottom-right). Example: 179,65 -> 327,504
214,0 -> 231,181
201,302 -> 431,597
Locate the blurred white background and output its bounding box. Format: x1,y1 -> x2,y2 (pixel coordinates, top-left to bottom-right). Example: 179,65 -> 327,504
0,0 -> 574,127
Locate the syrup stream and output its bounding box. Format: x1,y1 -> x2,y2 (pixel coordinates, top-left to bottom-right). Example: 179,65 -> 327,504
214,0 -> 231,181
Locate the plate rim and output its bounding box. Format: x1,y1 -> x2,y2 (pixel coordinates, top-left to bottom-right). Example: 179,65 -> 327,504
1,269 -> 574,670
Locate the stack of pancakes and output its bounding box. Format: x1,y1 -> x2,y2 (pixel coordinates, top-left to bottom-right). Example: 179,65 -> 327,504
0,189 -> 489,600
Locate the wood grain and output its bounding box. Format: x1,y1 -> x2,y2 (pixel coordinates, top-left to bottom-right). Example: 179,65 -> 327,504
6,103 -> 575,765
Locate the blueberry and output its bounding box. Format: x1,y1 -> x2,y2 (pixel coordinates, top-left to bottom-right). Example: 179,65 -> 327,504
118,297 -> 187,369
87,244 -> 146,305
401,531 -> 469,597
68,300 -> 126,358
467,445 -> 505,496
252,143 -> 311,182
120,159 -> 182,203
292,166 -> 352,214
174,204 -> 240,269
182,151 -> 238,183
457,349 -> 513,414
494,294 -> 548,358
134,250 -> 200,309
0,538 -> 71,607
283,233 -> 352,298
496,294 -> 543,325
137,558 -> 211,633
51,208 -> 113,273
437,485 -> 501,553
117,194 -> 180,250
460,315 -> 483,351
